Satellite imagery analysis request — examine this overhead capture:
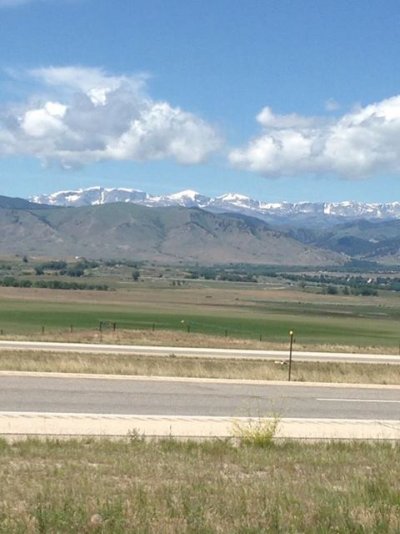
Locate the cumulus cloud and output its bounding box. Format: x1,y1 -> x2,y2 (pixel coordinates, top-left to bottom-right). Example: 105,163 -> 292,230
0,66 -> 220,167
229,97 -> 400,178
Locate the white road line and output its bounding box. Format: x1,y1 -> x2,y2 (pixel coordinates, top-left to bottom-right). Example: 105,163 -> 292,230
317,398 -> 400,403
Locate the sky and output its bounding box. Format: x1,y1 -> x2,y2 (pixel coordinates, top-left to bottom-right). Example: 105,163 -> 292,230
1,0 -> 400,202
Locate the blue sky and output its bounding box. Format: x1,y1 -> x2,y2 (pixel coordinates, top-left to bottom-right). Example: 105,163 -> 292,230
1,0 -> 400,202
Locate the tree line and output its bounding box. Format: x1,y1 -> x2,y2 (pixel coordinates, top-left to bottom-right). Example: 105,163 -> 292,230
0,277 -> 108,291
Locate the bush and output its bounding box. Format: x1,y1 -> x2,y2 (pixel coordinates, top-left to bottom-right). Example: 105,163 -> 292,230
326,285 -> 338,295
232,415 -> 280,447
64,266 -> 85,277
39,261 -> 67,270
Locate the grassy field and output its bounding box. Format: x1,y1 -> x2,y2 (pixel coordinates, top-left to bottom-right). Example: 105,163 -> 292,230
1,350 -> 399,385
0,271 -> 399,533
1,284 -> 400,351
0,438 -> 399,532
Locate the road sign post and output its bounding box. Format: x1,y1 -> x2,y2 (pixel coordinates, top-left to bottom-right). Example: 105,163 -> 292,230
288,330 -> 294,381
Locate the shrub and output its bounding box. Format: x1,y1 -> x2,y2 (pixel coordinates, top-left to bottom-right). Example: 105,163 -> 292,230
231,415 -> 280,447
326,285 -> 338,295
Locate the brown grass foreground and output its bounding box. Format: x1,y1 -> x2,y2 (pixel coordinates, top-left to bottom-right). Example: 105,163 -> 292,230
0,438 -> 399,532
0,350 -> 399,384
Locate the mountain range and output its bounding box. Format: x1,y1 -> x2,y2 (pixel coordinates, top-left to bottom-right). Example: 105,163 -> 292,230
0,198 -> 344,265
0,188 -> 399,265
31,186 -> 400,227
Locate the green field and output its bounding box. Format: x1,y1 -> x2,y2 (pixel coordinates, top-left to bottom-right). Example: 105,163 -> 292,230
1,286 -> 400,350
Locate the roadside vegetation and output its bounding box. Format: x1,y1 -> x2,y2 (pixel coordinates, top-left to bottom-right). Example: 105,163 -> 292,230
0,438 -> 399,532
0,350 -> 399,385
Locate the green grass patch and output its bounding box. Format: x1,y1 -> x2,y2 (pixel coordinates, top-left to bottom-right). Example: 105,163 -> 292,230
0,297 -> 400,348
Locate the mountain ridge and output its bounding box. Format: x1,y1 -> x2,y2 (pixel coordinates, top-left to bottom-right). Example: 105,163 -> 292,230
2,191 -> 400,264
0,202 -> 345,265
31,186 -> 400,226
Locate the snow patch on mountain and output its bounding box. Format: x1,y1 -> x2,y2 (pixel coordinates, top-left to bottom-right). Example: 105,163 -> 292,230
31,186 -> 400,224
32,186 -> 148,207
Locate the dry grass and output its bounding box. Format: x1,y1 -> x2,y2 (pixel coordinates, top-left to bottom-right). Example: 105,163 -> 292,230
2,327 -> 399,355
0,438 -> 399,532
1,328 -> 292,349
0,349 -> 399,384
0,282 -> 395,308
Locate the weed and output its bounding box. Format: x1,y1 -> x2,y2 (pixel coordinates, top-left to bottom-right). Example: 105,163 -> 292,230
232,414 -> 280,447
127,427 -> 145,443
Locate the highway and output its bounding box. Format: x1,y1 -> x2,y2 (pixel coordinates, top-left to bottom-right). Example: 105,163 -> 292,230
0,340 -> 399,439
1,374 -> 400,420
0,340 -> 399,364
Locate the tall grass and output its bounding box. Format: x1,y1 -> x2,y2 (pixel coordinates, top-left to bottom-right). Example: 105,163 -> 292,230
0,350 -> 399,384
0,438 -> 399,532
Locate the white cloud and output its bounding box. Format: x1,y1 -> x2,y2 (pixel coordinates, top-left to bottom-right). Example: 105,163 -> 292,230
107,102 -> 219,164
29,66 -> 145,104
0,66 -> 220,167
21,101 -> 66,137
257,107 -> 317,129
229,97 -> 400,178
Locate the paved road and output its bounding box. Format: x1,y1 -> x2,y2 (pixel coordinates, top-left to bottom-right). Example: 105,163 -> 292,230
0,340 -> 399,364
1,374 -> 399,420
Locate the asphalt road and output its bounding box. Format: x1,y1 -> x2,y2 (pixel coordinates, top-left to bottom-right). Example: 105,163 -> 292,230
1,375 -> 399,420
0,340 -> 399,364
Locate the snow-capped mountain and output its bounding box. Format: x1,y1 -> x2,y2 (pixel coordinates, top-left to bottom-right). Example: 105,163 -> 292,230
32,187 -> 149,207
30,186 -> 400,225
144,190 -> 211,208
